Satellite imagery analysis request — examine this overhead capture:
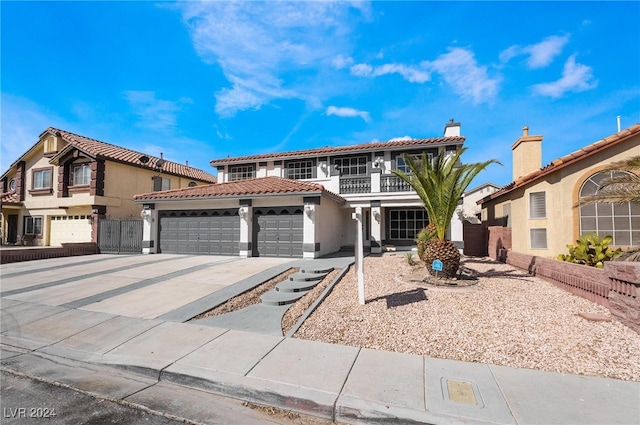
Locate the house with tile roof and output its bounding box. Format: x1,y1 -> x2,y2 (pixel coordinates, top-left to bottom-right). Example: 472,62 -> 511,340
479,123 -> 640,257
134,121 -> 465,258
1,128 -> 216,247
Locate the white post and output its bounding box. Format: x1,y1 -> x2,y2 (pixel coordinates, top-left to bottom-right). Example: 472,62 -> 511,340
353,207 -> 365,305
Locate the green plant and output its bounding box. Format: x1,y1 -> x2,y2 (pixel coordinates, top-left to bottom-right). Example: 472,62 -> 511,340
557,233 -> 623,268
416,223 -> 437,260
405,252 -> 418,266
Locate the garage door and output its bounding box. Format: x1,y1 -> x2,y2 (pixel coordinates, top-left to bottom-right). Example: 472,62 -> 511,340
253,207 -> 303,258
159,209 -> 240,255
50,215 -> 93,246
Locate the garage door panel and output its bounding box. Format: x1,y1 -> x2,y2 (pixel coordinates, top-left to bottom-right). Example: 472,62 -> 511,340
159,210 -> 239,255
50,215 -> 93,246
254,207 -> 303,258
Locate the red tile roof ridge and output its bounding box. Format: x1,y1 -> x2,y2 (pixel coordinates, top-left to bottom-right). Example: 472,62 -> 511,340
209,135 -> 465,165
479,123 -> 640,204
42,127 -> 217,183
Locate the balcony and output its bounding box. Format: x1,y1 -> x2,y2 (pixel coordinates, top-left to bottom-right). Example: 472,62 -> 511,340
381,175 -> 412,192
339,177 -> 371,194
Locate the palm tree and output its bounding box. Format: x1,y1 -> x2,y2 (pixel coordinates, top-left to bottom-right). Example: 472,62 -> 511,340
578,155 -> 640,204
393,148 -> 500,278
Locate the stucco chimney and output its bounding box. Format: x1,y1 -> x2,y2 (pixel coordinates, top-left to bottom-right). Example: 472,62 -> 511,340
444,118 -> 461,137
511,126 -> 543,181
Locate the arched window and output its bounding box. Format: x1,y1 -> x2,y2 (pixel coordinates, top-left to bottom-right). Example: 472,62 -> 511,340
579,170 -> 640,246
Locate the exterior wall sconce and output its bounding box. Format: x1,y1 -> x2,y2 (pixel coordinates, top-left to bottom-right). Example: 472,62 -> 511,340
372,210 -> 381,223
140,209 -> 152,223
238,207 -> 248,221
304,205 -> 315,220
373,157 -> 384,170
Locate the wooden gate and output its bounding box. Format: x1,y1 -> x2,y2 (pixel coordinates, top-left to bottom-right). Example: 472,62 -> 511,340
98,219 -> 143,254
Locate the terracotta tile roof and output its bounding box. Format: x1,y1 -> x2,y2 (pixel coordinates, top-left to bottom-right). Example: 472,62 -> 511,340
480,123 -> 640,205
210,136 -> 465,166
1,191 -> 21,206
43,128 -> 217,183
134,176 -> 345,203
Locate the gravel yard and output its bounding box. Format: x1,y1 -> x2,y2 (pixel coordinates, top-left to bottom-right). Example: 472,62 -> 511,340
294,254 -> 640,382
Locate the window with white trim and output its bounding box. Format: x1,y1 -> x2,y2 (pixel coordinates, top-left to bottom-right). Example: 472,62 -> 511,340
579,170 -> 640,246
388,209 -> 429,240
152,176 -> 171,191
9,179 -> 16,191
396,154 -> 432,173
334,156 -> 367,176
24,216 -> 43,235
229,165 -> 255,181
529,191 -> 546,219
286,160 -> 315,179
72,163 -> 91,186
32,169 -> 52,190
530,228 -> 547,249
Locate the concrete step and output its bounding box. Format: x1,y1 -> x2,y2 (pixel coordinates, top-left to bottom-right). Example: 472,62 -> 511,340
260,289 -> 309,306
289,272 -> 326,283
276,279 -> 321,293
301,267 -> 334,274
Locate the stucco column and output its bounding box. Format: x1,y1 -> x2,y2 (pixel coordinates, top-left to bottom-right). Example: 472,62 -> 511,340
239,203 -> 252,258
370,201 -> 382,254
302,204 -> 317,260
141,204 -> 156,254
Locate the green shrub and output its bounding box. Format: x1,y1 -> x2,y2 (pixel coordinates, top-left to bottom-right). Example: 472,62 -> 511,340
416,224 -> 437,261
557,233 -> 623,268
405,252 -> 417,266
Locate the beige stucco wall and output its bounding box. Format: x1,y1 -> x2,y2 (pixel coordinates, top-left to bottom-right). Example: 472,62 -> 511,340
483,136 -> 640,257
316,198 -> 347,255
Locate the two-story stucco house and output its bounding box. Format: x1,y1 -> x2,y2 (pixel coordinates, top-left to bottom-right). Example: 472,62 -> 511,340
133,121 -> 466,259
0,128 -> 217,247
479,123 -> 640,257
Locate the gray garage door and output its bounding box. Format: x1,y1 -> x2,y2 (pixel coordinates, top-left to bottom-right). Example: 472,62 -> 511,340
253,207 -> 303,258
159,209 -> 240,255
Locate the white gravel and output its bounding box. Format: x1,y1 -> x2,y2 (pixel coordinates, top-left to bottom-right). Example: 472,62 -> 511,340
294,254 -> 640,382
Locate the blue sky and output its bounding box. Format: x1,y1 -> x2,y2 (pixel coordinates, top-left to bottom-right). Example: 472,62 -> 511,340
2,1 -> 639,187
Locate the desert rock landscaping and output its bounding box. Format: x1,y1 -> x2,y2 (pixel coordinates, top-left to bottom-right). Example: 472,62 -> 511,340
294,254 -> 640,382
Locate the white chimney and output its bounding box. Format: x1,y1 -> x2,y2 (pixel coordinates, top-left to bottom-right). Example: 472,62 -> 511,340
444,118 -> 461,137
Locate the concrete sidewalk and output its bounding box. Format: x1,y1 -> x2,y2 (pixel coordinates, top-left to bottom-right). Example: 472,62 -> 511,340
1,298 -> 638,425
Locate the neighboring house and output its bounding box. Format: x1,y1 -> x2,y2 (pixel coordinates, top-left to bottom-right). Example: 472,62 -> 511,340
133,121 -> 466,259
0,127 -> 217,247
460,183 -> 501,224
479,124 -> 640,257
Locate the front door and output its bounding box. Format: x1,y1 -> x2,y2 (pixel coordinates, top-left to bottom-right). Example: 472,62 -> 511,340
7,215 -> 18,244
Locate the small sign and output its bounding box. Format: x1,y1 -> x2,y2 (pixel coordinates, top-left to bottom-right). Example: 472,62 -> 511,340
432,259 -> 443,271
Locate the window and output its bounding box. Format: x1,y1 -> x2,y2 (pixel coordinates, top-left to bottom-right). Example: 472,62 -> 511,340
530,228 -> 547,249
72,163 -> 91,186
579,170 -> 640,246
188,181 -> 197,187
388,209 -> 429,240
32,168 -> 52,190
335,156 -> 367,176
229,165 -> 255,181
529,191 -> 546,219
24,216 -> 43,235
9,179 -> 16,191
396,154 -> 432,173
286,160 -> 315,179
153,176 -> 171,191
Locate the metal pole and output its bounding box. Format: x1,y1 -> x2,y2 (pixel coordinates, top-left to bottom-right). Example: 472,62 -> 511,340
354,207 -> 365,305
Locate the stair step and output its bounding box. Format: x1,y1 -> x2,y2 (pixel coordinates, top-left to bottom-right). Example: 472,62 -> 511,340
301,267 -> 334,274
276,279 -> 321,293
289,272 -> 326,282
260,289 -> 309,306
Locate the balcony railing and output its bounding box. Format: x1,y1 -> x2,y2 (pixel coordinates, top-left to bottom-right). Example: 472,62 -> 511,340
340,177 -> 371,194
381,175 -> 413,192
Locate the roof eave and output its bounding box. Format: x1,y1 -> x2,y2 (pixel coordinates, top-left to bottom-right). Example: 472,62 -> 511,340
135,189 -> 345,205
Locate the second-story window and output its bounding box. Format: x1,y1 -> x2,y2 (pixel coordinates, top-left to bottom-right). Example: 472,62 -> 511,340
335,156 -> 367,176
72,163 -> 91,186
33,168 -> 52,190
396,154 -> 432,173
286,160 -> 315,179
229,165 -> 255,181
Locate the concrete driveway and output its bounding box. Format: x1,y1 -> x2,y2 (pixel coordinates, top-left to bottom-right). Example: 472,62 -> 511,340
0,254 -> 294,320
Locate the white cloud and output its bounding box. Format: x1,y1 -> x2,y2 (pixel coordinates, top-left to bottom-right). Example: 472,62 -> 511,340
500,35 -> 570,69
326,106 -> 371,123
332,54 -> 354,70
350,62 -> 430,83
388,136 -> 412,141
427,48 -> 500,104
176,2 -> 368,117
532,54 -> 598,98
123,91 -> 189,130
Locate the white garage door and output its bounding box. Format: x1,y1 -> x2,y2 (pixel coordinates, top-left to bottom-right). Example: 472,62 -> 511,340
50,215 -> 93,246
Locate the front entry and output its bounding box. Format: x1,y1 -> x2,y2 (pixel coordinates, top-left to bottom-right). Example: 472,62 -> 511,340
7,215 -> 18,244
253,207 -> 303,258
